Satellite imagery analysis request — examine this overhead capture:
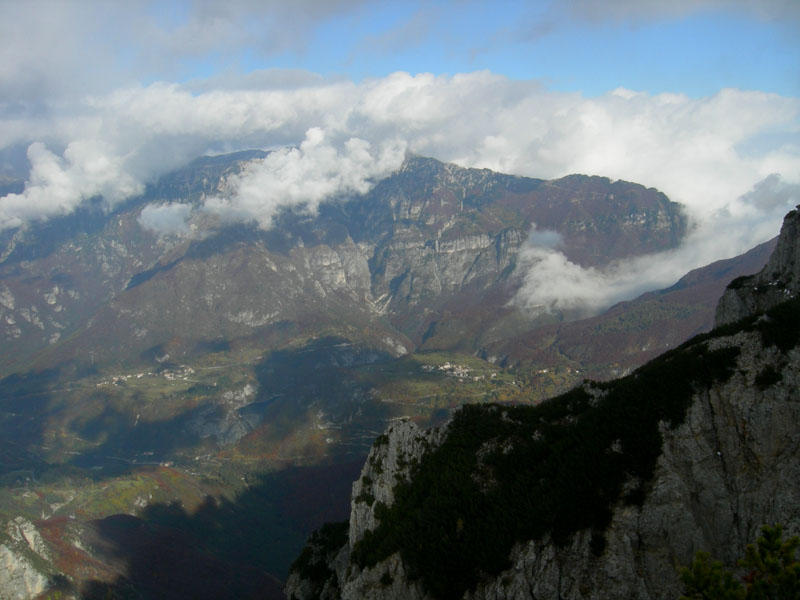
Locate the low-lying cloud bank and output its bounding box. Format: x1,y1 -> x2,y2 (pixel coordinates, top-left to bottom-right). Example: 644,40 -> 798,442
1,71 -> 798,309
138,202 -> 193,236
203,127 -> 406,229
513,175 -> 799,314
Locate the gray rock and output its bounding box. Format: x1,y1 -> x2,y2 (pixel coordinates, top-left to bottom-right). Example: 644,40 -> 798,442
349,419 -> 448,548
467,331 -> 799,600
0,518 -> 52,600
716,206 -> 799,326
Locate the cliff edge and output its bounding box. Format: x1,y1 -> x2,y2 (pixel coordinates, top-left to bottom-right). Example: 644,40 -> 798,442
715,206 -> 799,326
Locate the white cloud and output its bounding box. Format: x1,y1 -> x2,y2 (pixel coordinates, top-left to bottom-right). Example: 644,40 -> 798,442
515,246 -> 625,315
203,127 -> 406,228
0,0 -> 369,107
138,203 -> 193,236
514,174 -> 800,314
0,141 -> 142,230
0,71 -> 797,312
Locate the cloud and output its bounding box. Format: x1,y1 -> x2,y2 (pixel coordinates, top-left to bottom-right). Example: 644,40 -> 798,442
356,5 -> 439,58
563,0 -> 800,24
513,174 -> 800,314
0,1 -> 119,104
203,127 -> 406,228
0,71 -> 797,313
138,203 -> 193,236
0,1 -> 369,108
0,79 -> 358,228
134,0 -> 370,80
739,173 -> 800,211
514,246 -> 625,315
526,226 -> 563,250
0,141 -> 142,230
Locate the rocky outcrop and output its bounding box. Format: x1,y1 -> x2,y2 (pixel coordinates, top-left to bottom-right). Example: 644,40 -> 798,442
287,208 -> 800,600
463,329 -> 799,600
348,420 -> 448,550
286,420 -> 447,600
0,517 -> 53,600
715,206 -> 799,326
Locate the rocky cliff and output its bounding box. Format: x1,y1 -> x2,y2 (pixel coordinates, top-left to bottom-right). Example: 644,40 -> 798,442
0,517 -> 53,600
0,154 -> 686,375
715,206 -> 799,326
286,209 -> 800,600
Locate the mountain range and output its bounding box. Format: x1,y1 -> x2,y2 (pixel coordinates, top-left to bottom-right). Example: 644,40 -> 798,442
0,152 -> 785,599
1,154 -> 689,374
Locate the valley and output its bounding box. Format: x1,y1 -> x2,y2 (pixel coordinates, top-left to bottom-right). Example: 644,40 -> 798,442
0,331 -> 555,597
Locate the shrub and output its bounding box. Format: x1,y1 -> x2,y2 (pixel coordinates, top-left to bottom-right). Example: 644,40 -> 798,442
680,524 -> 799,599
754,365 -> 783,390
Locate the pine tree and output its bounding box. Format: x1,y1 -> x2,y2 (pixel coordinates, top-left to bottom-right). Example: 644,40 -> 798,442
680,525 -> 800,600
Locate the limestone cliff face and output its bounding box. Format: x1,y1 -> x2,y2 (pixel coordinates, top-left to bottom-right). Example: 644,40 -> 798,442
287,330 -> 799,600
348,421 -> 450,551
0,517 -> 53,600
286,420 -> 445,600
286,208 -> 800,600
715,206 -> 799,326
463,330 -> 799,600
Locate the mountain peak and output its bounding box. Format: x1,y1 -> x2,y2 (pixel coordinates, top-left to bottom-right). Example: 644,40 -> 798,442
715,205 -> 800,326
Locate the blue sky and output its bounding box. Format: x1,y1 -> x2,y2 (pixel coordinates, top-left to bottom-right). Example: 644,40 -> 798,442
0,0 -> 798,309
309,3 -> 793,97
2,0 -> 789,98
142,0 -> 800,97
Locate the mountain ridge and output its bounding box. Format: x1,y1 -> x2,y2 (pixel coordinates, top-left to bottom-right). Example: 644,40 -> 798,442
0,152 -> 687,378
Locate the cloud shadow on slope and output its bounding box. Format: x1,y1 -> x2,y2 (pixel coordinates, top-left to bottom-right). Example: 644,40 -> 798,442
77,459 -> 363,600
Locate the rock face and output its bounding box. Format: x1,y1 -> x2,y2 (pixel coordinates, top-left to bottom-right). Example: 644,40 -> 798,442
0,154 -> 686,375
348,421 -> 449,551
286,209 -> 800,600
715,206 -> 799,326
286,420 -> 445,600
463,329 -> 799,600
0,517 -> 52,600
